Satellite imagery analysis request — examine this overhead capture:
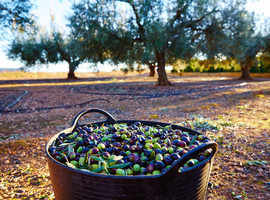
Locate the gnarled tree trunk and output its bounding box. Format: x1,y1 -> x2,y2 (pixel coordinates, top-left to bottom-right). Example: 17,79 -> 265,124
67,63 -> 78,79
239,64 -> 252,80
155,50 -> 173,86
149,63 -> 156,77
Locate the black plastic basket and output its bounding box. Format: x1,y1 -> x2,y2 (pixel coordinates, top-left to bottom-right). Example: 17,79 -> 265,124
45,108 -> 218,200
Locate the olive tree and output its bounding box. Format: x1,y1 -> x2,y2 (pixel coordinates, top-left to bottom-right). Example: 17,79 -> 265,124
7,17 -> 88,79
0,0 -> 33,39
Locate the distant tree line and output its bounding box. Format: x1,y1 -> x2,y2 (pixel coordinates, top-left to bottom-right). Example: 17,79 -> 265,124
5,0 -> 270,84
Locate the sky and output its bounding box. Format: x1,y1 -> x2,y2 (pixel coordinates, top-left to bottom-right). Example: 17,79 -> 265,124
0,0 -> 270,73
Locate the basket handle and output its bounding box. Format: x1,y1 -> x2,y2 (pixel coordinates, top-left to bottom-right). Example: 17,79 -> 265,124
70,108 -> 117,132
164,141 -> 218,177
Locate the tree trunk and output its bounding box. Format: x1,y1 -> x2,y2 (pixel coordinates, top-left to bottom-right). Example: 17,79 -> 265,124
149,63 -> 156,77
239,64 -> 252,80
155,50 -> 173,86
67,63 -> 78,79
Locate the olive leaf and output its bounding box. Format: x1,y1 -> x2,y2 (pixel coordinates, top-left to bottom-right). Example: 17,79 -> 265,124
150,151 -> 155,160
68,144 -> 74,155
66,162 -> 76,169
107,156 -> 123,163
189,134 -> 197,145
58,142 -> 75,147
80,169 -> 91,172
90,156 -> 102,162
91,166 -> 105,173
108,162 -> 131,169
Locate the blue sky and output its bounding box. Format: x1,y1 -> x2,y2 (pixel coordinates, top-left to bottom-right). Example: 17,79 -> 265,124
0,0 -> 270,72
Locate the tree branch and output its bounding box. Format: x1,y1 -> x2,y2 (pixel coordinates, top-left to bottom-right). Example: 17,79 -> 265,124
185,9 -> 217,29
169,0 -> 191,28
117,0 -> 145,34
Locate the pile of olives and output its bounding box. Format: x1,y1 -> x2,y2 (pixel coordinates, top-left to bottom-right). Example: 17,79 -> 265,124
49,122 -> 212,176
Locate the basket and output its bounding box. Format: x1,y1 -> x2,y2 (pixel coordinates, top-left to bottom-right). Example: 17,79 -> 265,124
45,108 -> 218,200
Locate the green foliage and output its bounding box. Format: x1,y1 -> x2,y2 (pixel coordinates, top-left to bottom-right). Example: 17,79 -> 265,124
0,0 -> 33,39
68,0 -> 251,84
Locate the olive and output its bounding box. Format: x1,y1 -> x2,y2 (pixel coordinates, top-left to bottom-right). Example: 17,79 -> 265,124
198,155 -> 206,162
88,135 -> 94,140
123,144 -> 130,151
102,152 -> 110,158
134,121 -> 141,127
112,134 -> 121,141
90,164 -> 99,171
119,129 -> 127,134
203,149 -> 212,157
168,147 -> 174,154
76,140 -> 84,147
179,149 -> 188,156
52,151 -> 60,157
58,133 -> 66,140
174,129 -> 182,135
171,153 -> 180,160
90,148 -> 99,154
112,147 -> 120,155
153,170 -> 161,175
181,136 -> 190,145
145,143 -> 153,149
113,142 -> 121,148
136,145 -> 143,153
163,157 -> 172,165
97,143 -> 106,150
155,153 -> 163,161
133,164 -> 140,172
127,168 -> 133,175
154,161 -> 166,170
70,160 -> 78,166
69,152 -> 76,160
129,145 -> 136,152
140,167 -> 147,174
160,134 -> 166,140
137,131 -> 144,135
154,149 -> 162,155
119,151 -> 126,156
129,136 -> 137,145
197,135 -> 205,140
144,149 -> 151,157
172,139 -> 180,146
121,134 -> 127,140
57,146 -> 65,151
161,168 -> 167,173
194,140 -> 200,145
178,141 -> 186,147
127,153 -> 140,163
161,146 -> 167,152
153,142 -> 161,149
116,159 -> 125,164
189,145 -> 197,150
146,163 -> 155,173
203,139 -> 211,143
172,135 -> 179,140
180,133 -> 189,137
111,126 -> 117,132
49,146 -> 57,154
83,138 -> 90,146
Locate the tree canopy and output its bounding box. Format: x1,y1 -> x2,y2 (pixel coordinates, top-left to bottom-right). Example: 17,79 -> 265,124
7,16 -> 88,79
0,0 -> 33,39
68,0 -> 258,85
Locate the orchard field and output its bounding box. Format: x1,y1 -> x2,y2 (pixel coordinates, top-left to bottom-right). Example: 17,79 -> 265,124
0,72 -> 269,199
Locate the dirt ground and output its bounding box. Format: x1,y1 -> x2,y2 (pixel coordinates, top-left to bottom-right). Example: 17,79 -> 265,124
0,73 -> 269,199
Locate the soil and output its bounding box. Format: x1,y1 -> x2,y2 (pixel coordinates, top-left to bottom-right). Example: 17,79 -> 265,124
0,73 -> 269,199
